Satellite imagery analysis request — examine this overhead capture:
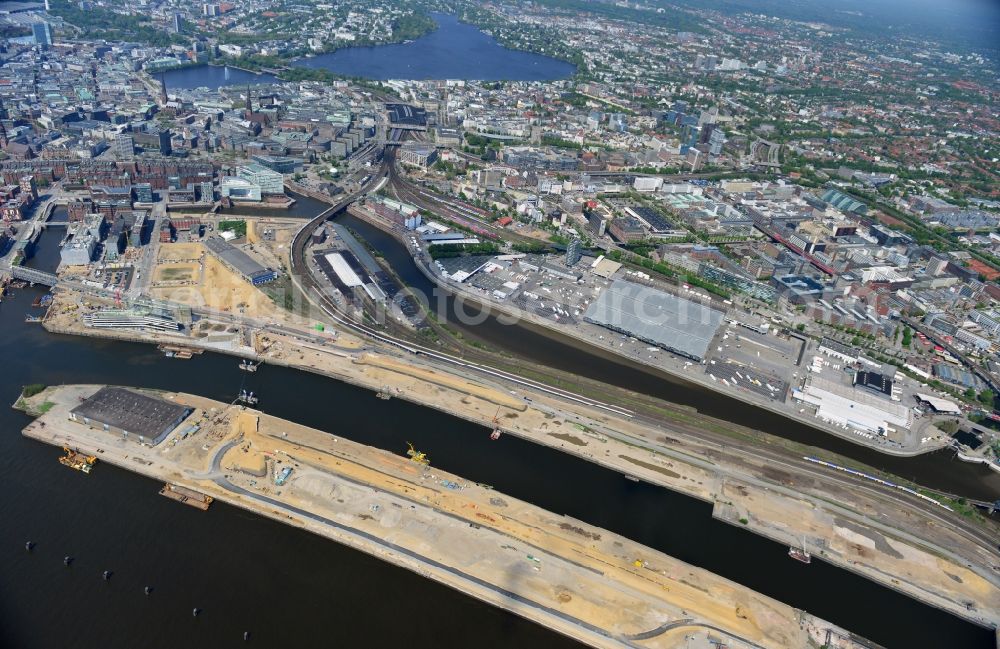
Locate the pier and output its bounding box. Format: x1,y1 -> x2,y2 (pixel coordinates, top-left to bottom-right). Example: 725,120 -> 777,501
16,384 -> 872,649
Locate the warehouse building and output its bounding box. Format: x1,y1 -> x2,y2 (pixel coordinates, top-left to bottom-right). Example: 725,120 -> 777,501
584,279 -> 724,361
204,235 -> 278,285
793,375 -> 912,435
69,387 -> 191,446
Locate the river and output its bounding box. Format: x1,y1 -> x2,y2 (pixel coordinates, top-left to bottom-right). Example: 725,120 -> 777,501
298,13 -> 576,81
327,207 -> 1000,501
220,192 -> 1000,499
2,202 -> 993,648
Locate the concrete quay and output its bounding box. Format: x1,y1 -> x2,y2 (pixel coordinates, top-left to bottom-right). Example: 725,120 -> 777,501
39,291 -> 1000,631
17,384 -> 872,649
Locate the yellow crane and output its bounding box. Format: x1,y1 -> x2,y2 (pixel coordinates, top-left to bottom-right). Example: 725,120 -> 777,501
406,442 -> 429,466
59,446 -> 97,474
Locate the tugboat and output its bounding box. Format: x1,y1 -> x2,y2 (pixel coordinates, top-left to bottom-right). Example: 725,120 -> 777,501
237,390 -> 259,406
788,536 -> 811,564
238,360 -> 259,372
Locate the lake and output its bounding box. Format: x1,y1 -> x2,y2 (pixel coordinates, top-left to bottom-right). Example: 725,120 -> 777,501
299,13 -> 576,81
159,65 -> 282,91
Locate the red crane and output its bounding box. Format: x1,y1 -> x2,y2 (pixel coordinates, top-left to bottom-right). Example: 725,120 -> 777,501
490,406 -> 502,440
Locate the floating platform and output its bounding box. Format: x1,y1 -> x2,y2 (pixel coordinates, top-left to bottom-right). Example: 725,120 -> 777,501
59,448 -> 96,474
159,483 -> 213,510
157,344 -> 202,360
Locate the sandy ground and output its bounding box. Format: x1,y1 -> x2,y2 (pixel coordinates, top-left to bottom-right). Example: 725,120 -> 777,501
38,288 -> 1000,630
20,384 -> 878,649
150,243 -> 278,317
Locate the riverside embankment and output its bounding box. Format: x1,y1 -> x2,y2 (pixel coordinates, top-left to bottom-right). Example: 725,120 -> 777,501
20,384 -> 866,649
39,287 -> 1000,639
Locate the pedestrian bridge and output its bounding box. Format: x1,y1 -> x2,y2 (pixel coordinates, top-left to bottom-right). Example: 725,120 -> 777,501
9,265 -> 58,287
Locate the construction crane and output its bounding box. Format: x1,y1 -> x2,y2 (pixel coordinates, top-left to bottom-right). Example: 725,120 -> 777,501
490,406 -> 502,440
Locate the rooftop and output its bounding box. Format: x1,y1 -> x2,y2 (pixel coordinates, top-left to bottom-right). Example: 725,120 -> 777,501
70,387 -> 190,440
584,279 -> 724,360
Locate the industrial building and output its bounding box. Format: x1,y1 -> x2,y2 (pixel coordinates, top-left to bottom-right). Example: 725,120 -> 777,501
584,279 -> 724,361
69,387 -> 191,446
204,235 -> 278,285
323,251 -> 364,287
793,375 -> 912,435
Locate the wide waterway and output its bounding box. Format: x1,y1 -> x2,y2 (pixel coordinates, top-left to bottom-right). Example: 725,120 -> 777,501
4,201 -> 993,648
299,13 -> 576,81
326,205 -> 1000,501
0,286 -> 993,648
211,192 -> 1000,499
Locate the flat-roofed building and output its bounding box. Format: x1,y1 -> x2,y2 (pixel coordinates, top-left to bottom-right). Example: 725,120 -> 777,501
69,386 -> 191,446
236,163 -> 283,195
584,279 -> 724,361
399,144 -> 438,169
204,235 -> 278,285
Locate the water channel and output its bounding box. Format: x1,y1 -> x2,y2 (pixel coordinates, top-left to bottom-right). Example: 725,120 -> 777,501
3,198 -> 993,648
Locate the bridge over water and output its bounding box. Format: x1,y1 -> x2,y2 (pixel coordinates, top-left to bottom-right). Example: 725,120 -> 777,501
8,265 -> 58,287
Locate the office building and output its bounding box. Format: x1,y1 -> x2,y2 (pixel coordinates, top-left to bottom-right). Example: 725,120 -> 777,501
32,22 -> 52,50
236,163 -> 283,195
113,133 -> 134,160
566,238 -> 583,267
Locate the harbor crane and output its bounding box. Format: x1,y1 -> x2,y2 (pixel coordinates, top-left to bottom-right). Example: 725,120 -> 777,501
490,406 -> 502,440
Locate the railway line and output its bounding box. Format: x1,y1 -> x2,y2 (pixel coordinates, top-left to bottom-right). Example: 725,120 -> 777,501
284,149 -> 1000,577
287,154 -> 634,419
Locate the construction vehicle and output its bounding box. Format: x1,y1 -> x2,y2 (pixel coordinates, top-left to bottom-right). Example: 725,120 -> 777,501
406,442 -> 429,465
59,446 -> 96,474
489,406 -> 502,440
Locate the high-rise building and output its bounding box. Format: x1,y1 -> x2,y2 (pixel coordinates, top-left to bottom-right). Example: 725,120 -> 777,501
566,238 -> 583,267
32,22 -> 52,50
114,133 -> 134,160
708,129 -> 726,157
158,130 -> 172,156
172,13 -> 183,34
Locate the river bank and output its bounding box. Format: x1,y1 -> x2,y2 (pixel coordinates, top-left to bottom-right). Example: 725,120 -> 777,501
346,203 -> 955,461
328,205 -> 1000,499
39,287 -> 1000,633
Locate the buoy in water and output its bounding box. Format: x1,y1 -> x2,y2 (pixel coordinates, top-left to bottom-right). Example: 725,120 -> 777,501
243,631 -> 251,641
25,541 -> 35,551
192,607 -> 201,617
144,586 -> 153,596
63,556 -> 73,566
102,570 -> 112,581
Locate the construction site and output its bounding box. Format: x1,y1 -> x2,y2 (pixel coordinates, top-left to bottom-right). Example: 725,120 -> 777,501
19,384 -> 875,649
35,274 -> 1000,641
